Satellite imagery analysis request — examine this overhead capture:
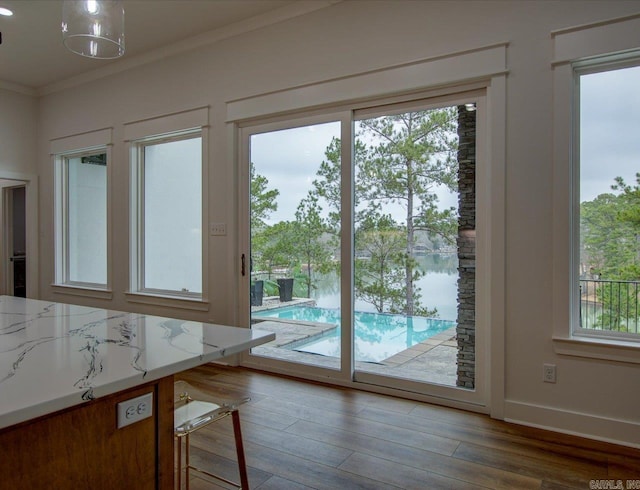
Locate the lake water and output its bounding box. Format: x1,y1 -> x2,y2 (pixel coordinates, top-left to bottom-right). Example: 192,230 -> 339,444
310,254 -> 459,321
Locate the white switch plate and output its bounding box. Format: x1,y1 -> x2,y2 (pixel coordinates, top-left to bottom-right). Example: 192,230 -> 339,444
210,222 -> 227,236
117,392 -> 153,428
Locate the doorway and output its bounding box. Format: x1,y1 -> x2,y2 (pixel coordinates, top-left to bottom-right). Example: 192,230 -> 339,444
2,183 -> 27,297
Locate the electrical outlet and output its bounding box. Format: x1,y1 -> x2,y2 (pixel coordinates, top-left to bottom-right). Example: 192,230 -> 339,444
543,363 -> 557,383
210,222 -> 227,236
117,392 -> 153,428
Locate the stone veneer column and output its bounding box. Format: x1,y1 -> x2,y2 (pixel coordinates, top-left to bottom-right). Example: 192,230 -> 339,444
456,105 -> 476,389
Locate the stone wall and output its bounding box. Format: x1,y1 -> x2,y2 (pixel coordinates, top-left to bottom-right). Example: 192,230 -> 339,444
456,105 -> 476,389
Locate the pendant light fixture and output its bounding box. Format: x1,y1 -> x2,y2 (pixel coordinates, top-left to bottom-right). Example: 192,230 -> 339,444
62,0 -> 125,59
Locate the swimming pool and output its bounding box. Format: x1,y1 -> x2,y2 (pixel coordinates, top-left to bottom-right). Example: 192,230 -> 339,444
254,305 -> 456,363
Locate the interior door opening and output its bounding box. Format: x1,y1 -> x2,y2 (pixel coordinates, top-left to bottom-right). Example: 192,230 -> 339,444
1,183 -> 27,297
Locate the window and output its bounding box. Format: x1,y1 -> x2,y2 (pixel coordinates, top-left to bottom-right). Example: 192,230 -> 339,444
573,59 -> 640,341
54,149 -> 108,289
130,131 -> 203,298
551,15 -> 640,362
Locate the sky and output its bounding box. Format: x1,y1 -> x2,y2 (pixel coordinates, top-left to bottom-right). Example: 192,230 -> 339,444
580,65 -> 640,202
251,121 -> 341,224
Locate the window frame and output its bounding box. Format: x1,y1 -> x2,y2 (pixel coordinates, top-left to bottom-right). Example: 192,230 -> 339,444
551,13 -> 640,363
129,128 -> 205,303
572,57 -> 640,344
56,148 -> 109,289
51,128 -> 113,300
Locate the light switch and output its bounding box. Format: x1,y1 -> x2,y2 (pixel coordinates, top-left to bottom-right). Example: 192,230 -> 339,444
210,222 -> 227,236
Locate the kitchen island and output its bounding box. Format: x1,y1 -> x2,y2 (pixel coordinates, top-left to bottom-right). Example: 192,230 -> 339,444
0,296 -> 274,489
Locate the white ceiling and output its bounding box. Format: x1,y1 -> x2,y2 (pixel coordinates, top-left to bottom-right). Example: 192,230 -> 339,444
0,0 -> 332,93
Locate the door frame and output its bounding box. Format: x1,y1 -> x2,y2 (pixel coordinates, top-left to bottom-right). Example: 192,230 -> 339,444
237,90 -> 495,413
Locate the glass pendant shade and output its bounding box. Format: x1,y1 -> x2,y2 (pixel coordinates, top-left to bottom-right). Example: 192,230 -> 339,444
62,0 -> 125,59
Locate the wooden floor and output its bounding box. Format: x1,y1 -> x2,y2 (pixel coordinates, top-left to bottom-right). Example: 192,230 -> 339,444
175,364 -> 640,490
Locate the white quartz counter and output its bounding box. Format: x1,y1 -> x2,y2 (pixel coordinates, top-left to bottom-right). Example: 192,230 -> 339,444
0,296 -> 274,430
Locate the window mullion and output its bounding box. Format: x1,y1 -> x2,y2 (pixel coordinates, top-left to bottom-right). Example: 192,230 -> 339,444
340,111 -> 354,380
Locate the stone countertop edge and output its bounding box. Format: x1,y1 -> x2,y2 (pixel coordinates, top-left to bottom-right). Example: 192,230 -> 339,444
0,296 -> 274,430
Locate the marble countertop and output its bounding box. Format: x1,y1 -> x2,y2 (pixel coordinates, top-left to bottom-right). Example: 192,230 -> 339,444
0,296 -> 274,430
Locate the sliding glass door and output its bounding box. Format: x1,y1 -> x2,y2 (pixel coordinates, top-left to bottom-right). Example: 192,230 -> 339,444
351,101 -> 475,391
243,91 -> 484,404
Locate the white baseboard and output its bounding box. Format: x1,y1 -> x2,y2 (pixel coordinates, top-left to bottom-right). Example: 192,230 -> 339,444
504,400 -> 640,449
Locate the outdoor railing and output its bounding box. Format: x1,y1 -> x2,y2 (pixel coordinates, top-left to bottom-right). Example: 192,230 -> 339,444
579,279 -> 640,334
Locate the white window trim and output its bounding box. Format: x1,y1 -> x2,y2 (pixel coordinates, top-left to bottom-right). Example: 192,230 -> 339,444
125,107 -> 209,309
51,128 -> 113,299
551,14 -> 640,364
230,44 -> 508,417
227,43 -> 507,122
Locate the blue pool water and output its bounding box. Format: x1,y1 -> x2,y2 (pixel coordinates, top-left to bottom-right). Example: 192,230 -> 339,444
254,306 -> 456,363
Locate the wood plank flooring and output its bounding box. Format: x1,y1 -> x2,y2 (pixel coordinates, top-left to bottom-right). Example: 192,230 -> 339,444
175,364 -> 640,490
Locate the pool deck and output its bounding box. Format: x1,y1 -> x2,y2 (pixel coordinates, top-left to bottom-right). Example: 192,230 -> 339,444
251,297 -> 459,386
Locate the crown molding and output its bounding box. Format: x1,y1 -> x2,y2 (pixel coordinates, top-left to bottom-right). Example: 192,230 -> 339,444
0,80 -> 37,97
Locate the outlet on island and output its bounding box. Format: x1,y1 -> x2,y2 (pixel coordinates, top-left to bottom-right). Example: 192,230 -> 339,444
116,392 -> 153,428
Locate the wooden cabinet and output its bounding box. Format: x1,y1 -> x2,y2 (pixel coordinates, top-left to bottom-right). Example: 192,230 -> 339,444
0,376 -> 174,489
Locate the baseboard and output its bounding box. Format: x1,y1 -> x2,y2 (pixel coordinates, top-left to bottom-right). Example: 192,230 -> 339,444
504,400 -> 640,449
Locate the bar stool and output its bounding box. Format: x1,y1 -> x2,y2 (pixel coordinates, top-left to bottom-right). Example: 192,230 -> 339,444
174,380 -> 250,489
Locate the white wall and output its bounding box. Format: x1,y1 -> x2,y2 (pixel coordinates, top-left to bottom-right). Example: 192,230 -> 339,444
0,89 -> 37,175
32,0 -> 640,446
